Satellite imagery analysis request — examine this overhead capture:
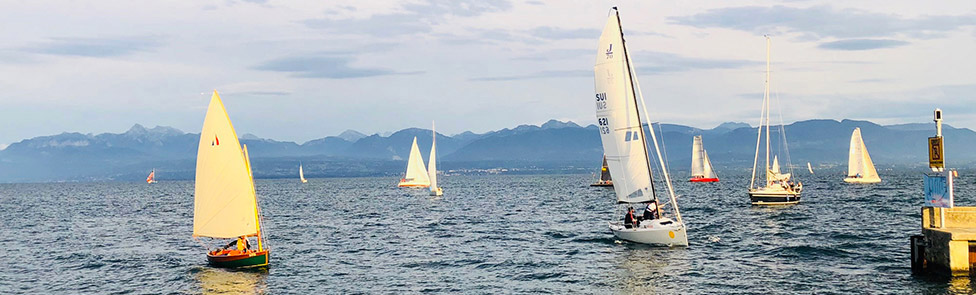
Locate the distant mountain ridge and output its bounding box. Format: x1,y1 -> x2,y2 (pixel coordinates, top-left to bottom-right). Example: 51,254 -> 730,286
0,119 -> 972,183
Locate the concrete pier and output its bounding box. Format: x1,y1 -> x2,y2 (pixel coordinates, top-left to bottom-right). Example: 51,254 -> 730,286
917,207 -> 976,276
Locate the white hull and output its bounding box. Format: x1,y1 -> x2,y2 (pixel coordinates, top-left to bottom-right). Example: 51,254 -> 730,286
430,187 -> 443,196
609,218 -> 688,247
844,176 -> 880,184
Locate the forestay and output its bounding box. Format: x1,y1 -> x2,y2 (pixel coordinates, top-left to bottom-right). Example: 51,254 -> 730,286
193,91 -> 259,239
594,12 -> 652,204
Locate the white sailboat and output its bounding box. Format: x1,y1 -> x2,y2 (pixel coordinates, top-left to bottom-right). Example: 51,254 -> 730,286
428,122 -> 443,196
807,162 -> 814,174
146,169 -> 156,184
689,135 -> 719,182
299,162 -> 308,183
398,137 -> 431,188
595,7 -> 687,247
193,91 -> 269,268
844,128 -> 881,183
748,36 -> 802,205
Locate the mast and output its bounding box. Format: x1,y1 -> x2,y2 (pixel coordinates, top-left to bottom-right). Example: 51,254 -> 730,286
614,7 -> 658,206
763,35 -> 772,186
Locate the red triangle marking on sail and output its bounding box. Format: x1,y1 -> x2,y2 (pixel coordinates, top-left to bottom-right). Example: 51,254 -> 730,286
215,135 -> 220,146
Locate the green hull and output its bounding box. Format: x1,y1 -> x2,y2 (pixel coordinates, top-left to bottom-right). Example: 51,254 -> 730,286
207,251 -> 269,268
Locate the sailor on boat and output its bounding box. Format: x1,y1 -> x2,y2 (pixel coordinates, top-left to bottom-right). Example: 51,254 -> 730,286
623,207 -> 639,229
642,201 -> 659,221
210,236 -> 252,256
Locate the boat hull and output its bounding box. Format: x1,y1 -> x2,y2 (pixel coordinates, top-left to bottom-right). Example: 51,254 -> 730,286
207,250 -> 270,268
590,181 -> 613,187
749,189 -> 801,205
609,218 -> 688,247
689,177 -> 719,183
430,187 -> 443,196
843,177 -> 880,184
398,182 -> 429,188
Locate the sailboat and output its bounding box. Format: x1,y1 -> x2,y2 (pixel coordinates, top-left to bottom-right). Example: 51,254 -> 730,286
807,162 -> 814,174
844,128 -> 881,183
299,163 -> 308,183
748,36 -> 803,205
590,155 -> 614,187
398,137 -> 431,188
428,122 -> 443,196
595,7 -> 687,246
193,91 -> 269,268
689,135 -> 719,182
146,169 -> 156,184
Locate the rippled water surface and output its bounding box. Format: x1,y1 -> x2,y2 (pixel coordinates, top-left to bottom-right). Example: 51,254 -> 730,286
3,171 -> 976,294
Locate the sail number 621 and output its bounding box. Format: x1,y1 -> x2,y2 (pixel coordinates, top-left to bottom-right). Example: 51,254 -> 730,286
597,117 -> 610,134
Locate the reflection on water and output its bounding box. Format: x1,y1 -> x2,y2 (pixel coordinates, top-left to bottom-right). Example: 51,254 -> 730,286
195,267 -> 268,294
947,276 -> 973,294
615,246 -> 690,294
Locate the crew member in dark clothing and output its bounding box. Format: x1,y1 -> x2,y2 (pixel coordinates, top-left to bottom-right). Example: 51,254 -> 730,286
642,201 -> 659,221
623,207 -> 638,229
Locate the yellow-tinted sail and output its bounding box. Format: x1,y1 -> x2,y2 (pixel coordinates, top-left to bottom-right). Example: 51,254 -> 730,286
193,91 -> 260,239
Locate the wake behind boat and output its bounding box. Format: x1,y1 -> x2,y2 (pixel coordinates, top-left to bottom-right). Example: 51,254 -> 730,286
689,135 -> 719,182
193,91 -> 269,268
594,7 -> 687,247
844,127 -> 881,183
747,37 -> 802,205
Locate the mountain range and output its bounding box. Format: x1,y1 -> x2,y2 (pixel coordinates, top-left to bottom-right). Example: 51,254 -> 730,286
0,119 -> 970,183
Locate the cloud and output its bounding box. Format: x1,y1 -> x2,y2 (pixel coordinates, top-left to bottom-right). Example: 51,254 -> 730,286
252,55 -> 422,79
670,5 -> 976,40
849,78 -> 893,83
633,51 -> 758,73
818,39 -> 910,50
474,50 -> 757,81
510,49 -> 591,61
469,70 -> 590,81
20,36 -> 163,57
303,0 -> 512,37
529,26 -> 600,40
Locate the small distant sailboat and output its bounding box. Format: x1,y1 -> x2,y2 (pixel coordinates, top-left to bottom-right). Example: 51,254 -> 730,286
590,155 -> 614,187
807,162 -> 814,174
428,122 -> 443,196
146,169 -> 157,184
299,163 -> 308,183
689,135 -> 719,182
844,128 -> 881,183
747,36 -> 802,205
193,91 -> 269,268
398,137 -> 431,188
595,7 -> 687,246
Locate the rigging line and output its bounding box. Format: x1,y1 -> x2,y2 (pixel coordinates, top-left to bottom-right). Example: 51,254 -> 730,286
774,90 -> 796,179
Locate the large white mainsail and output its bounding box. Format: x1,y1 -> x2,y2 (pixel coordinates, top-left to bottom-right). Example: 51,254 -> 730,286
595,7 -> 686,246
193,91 -> 260,239
846,128 -> 881,183
299,163 -> 307,183
399,137 -> 430,187
428,122 -> 443,196
594,10 -> 652,204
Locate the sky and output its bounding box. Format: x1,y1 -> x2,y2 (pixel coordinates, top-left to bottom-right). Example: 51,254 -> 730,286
1,0 -> 974,148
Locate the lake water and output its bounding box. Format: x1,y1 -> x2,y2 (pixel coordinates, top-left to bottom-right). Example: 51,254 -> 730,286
2,170 -> 974,294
